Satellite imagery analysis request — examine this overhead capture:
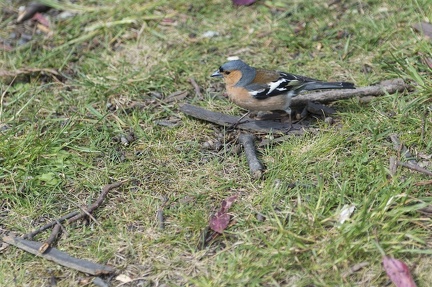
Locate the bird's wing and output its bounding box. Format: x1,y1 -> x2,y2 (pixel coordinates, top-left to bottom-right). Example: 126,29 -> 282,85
246,72 -> 320,99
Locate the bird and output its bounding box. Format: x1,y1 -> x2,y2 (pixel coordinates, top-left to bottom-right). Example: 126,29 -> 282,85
211,59 -> 355,129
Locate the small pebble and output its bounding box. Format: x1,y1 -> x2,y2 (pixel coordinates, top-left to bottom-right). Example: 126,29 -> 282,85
324,117 -> 334,125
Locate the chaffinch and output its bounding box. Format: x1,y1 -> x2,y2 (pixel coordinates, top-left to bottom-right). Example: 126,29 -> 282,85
211,59 -> 355,126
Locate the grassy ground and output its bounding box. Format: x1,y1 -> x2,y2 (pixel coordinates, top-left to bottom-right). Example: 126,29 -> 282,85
1,0 -> 431,286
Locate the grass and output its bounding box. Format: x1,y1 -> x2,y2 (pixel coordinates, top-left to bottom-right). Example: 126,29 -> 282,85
1,0 -> 431,286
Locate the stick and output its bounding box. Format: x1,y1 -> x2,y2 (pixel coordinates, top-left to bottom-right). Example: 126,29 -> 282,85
238,133 -> 264,179
39,223 -> 61,254
68,181 -> 124,224
2,236 -> 115,275
180,103 -> 300,133
397,161 -> 432,176
188,78 -> 202,99
290,78 -> 410,106
23,211 -> 80,239
415,179 -> 432,186
157,196 -> 169,230
389,156 -> 398,176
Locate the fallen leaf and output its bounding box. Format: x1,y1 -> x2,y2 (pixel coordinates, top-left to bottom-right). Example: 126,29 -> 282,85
382,256 -> 417,287
202,31 -> 219,38
232,0 -> 256,6
115,274 -> 133,283
338,204 -> 356,225
209,195 -> 238,233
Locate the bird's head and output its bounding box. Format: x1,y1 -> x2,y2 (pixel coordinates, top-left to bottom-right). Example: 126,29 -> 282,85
211,60 -> 256,86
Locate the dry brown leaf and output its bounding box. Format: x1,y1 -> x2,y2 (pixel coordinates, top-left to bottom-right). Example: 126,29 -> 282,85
383,256 -> 417,287
209,195 -> 238,233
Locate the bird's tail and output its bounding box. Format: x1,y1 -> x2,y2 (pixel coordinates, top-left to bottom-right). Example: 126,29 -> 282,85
303,81 -> 355,91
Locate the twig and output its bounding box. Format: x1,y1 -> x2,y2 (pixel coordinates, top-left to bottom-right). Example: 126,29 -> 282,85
68,181 -> 124,224
2,236 -> 115,275
421,109 -> 429,142
417,205 -> 432,215
389,156 -> 398,176
39,223 -> 62,254
397,161 -> 432,176
157,196 -> 168,230
290,78 -> 411,106
188,78 -> 202,99
238,133 -> 264,179
23,211 -> 80,239
196,226 -> 220,250
415,179 -> 432,186
180,103 -> 300,133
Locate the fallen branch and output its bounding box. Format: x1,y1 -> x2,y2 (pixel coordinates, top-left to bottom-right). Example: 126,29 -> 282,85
68,181 -> 125,224
157,196 -> 168,230
180,103 -> 303,133
290,78 -> 411,106
23,181 -> 124,244
39,223 -> 61,254
2,236 -> 115,275
389,156 -> 398,176
23,211 -> 80,239
398,161 -> 432,177
238,133 -> 264,179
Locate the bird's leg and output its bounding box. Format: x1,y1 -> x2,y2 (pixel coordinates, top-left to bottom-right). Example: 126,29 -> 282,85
283,93 -> 293,132
284,107 -> 293,131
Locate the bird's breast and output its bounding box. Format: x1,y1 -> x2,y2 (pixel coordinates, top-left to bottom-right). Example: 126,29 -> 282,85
227,86 -> 289,111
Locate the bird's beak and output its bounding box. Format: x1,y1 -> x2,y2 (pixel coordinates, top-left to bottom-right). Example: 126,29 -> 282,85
211,70 -> 223,78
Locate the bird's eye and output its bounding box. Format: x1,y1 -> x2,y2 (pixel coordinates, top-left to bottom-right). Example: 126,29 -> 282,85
224,71 -> 231,75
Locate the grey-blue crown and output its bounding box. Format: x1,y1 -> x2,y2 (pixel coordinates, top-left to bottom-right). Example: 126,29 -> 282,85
219,60 -> 250,72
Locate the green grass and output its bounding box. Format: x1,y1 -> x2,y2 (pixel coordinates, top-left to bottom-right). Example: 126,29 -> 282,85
1,0 -> 431,286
